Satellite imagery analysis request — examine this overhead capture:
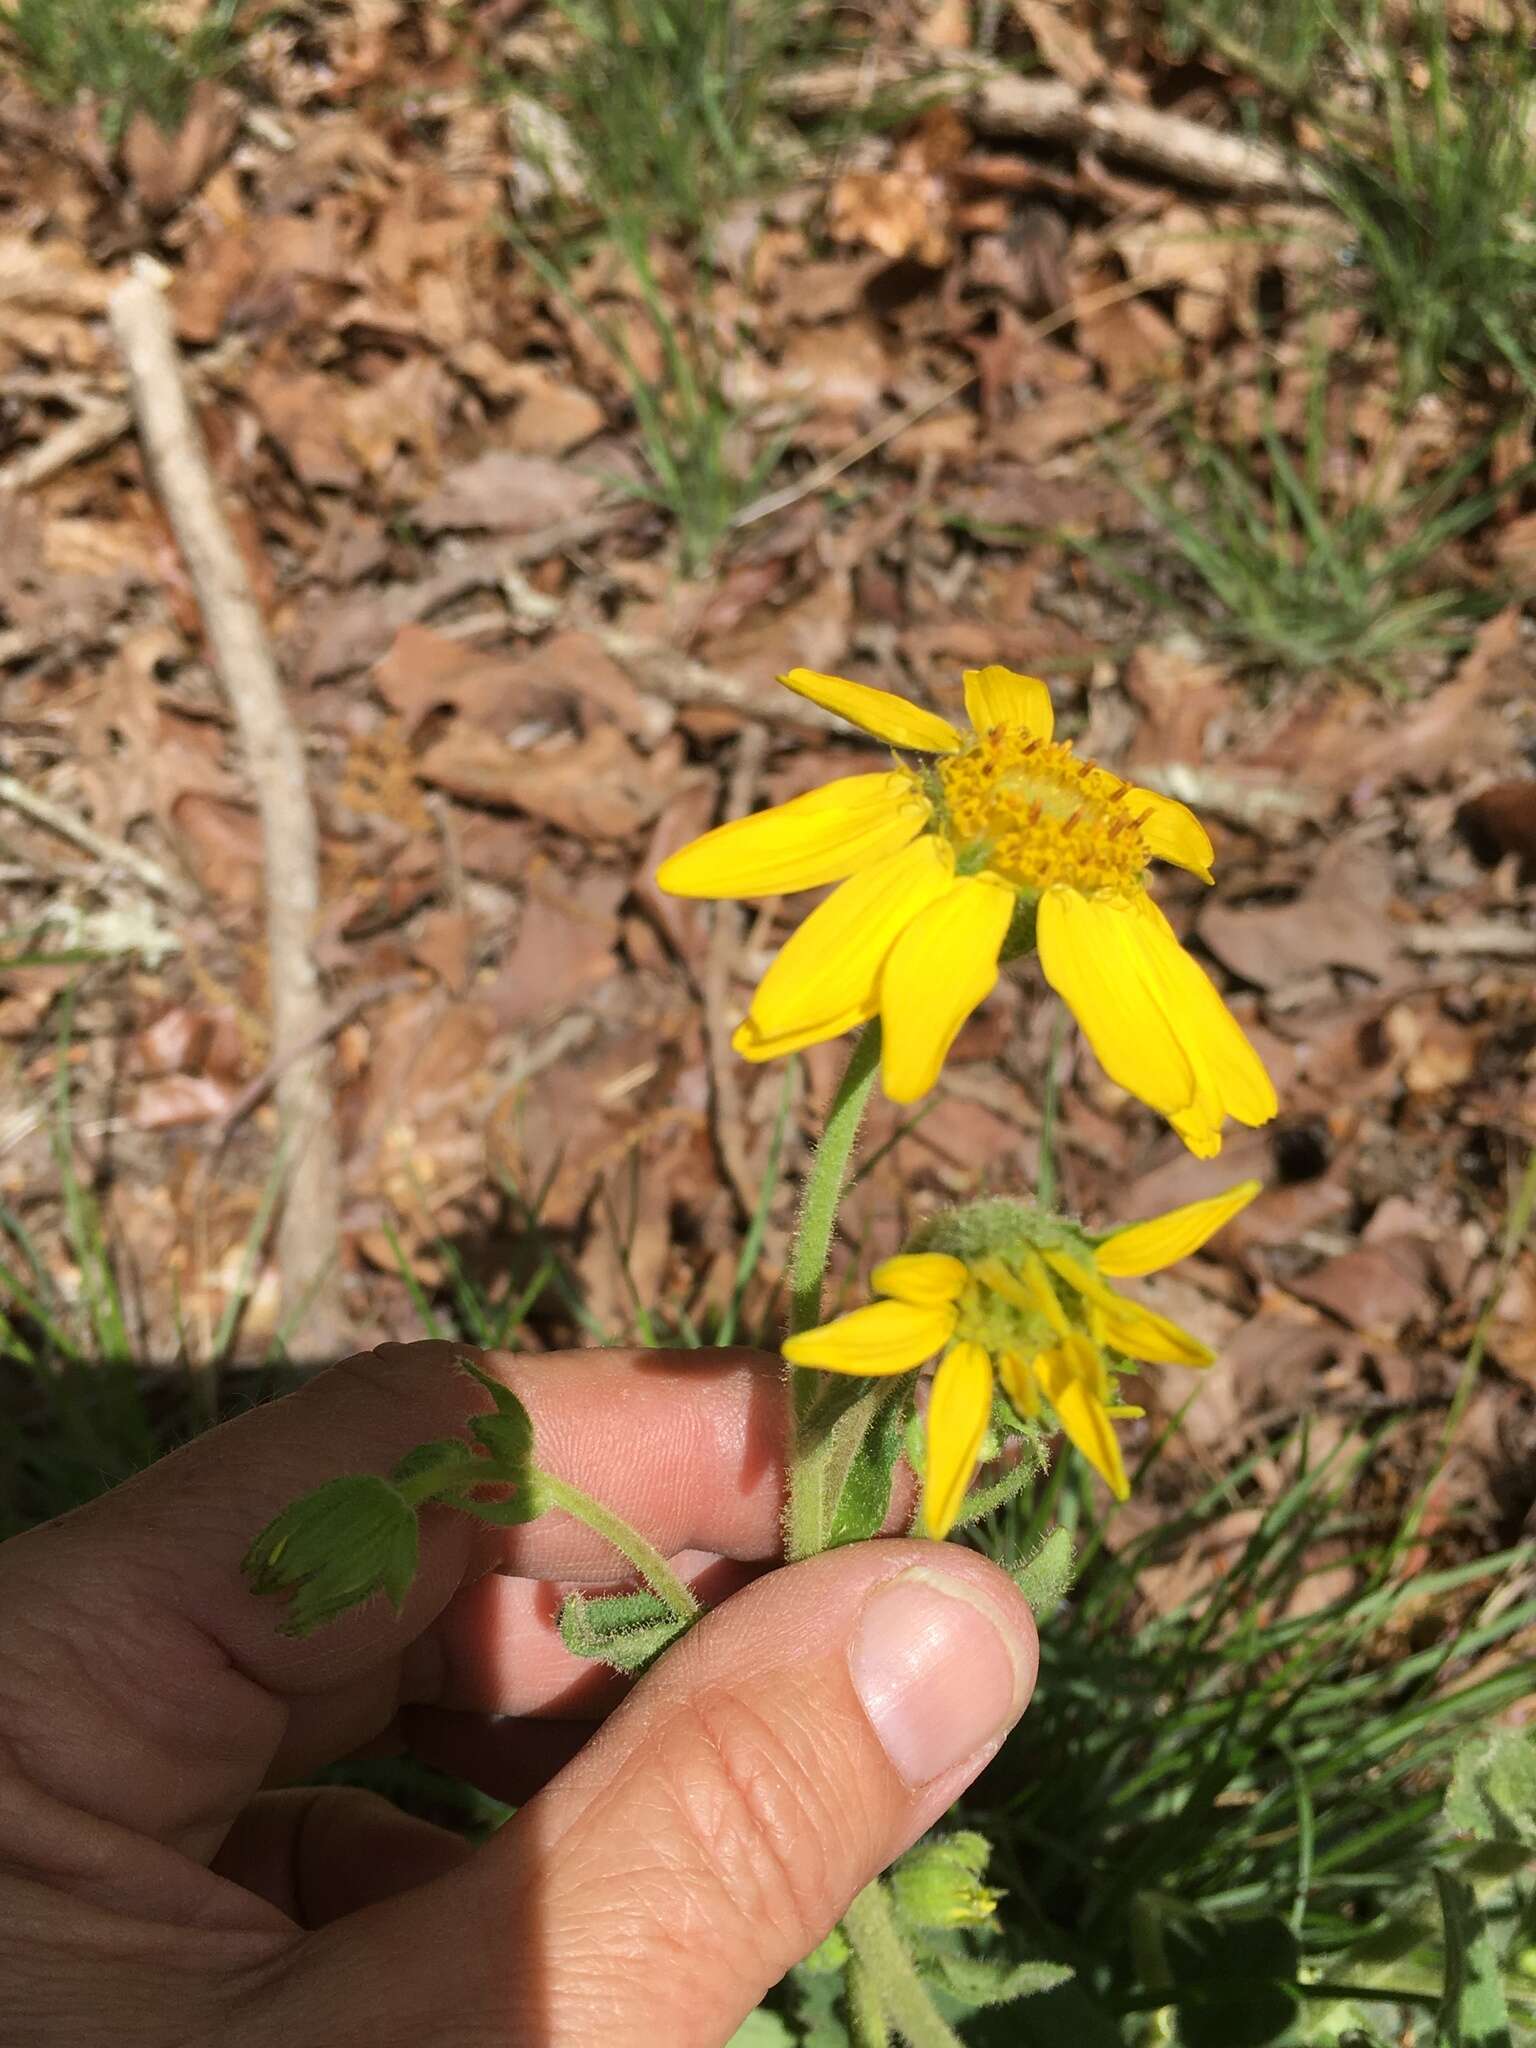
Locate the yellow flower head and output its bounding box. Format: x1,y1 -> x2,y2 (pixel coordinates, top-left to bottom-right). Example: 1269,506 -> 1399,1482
782,1179 -> 1260,1538
656,664 -> 1276,1157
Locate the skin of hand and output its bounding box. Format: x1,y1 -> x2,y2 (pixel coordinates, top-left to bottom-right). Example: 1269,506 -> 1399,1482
0,1339 -> 1037,2048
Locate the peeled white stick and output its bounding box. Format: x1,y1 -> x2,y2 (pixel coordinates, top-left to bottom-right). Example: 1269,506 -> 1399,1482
109,258 -> 344,1355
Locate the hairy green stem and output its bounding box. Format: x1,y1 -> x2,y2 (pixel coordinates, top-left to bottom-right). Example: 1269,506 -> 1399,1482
842,1883 -> 964,2048
395,1455 -> 479,1509
784,1023 -> 883,1562
535,1470 -> 701,1624
846,1953 -> 892,2048
787,1021 -> 882,1335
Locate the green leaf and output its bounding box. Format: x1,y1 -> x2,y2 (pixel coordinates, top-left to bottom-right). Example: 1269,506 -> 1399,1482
456,1356 -> 535,1461
726,2013 -> 797,2047
829,1383 -> 909,1547
438,1477 -> 548,1527
923,1947 -> 1073,2007
390,1439 -> 478,1488
1434,1867 -> 1512,2048
243,1474 -> 419,1636
1163,1915 -> 1303,2048
1010,1526 -> 1075,1621
1446,1728 -> 1536,1848
558,1587 -> 691,1673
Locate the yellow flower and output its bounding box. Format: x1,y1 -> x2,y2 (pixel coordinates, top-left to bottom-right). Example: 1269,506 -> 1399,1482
656,664 -> 1276,1157
782,1180 -> 1260,1537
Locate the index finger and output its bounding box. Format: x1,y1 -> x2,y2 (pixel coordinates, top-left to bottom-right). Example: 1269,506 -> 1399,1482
0,1340 -> 787,1891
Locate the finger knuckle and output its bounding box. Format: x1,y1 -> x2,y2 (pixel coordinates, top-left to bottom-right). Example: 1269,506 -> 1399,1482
664,1685 -> 844,1963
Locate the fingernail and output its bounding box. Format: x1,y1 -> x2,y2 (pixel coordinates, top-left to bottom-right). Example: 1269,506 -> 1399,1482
849,1565 -> 1030,1786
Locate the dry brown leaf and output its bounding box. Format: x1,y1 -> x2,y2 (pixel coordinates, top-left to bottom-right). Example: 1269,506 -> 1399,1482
41,517 -> 159,581
1123,644 -> 1231,766
413,451 -> 605,533
416,722 -> 661,840
1200,843 -> 1401,991
133,1073 -> 239,1129
121,81 -> 241,214
916,0 -> 971,48
993,385 -> 1116,463
248,366 -> 362,489
1072,267 -> 1181,392
827,170 -> 950,267
500,364 -> 607,456
775,320 -> 891,418
1013,0 -> 1106,86
1288,1241 -> 1437,1342
488,872 -> 623,1027
172,224 -> 258,343
171,793 -> 263,908
1457,780 -> 1536,880
411,908 -> 473,993
373,624 -> 568,736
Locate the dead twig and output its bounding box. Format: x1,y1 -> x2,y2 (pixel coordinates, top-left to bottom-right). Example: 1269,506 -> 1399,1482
704,726 -> 771,1222
0,770 -> 195,908
595,629 -> 843,730
777,56 -> 1327,199
0,336 -> 250,496
1402,922 -> 1536,960
109,258 -> 346,1357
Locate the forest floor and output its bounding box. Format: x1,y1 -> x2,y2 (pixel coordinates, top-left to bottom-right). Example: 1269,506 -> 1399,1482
3,0 -> 1536,1590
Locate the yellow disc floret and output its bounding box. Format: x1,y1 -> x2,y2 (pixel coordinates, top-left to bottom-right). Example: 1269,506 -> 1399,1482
937,729 -> 1149,896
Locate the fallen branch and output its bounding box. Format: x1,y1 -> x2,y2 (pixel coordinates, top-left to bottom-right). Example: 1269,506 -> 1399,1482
595,629 -> 843,731
0,770 -> 195,908
778,56 -> 1326,200
1402,922 -> 1536,961
109,259 -> 346,1357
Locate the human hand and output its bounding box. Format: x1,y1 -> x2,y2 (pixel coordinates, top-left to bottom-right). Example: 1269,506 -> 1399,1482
0,1340 -> 1036,2047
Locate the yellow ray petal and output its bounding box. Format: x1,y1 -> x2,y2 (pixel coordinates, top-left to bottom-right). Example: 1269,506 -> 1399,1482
872,1252 -> 968,1306
879,875 -> 1015,1103
1094,1295 -> 1214,1369
961,665 -> 1054,741
1036,887 -> 1198,1120
1037,1344 -> 1130,1501
656,772 -> 927,899
782,1299 -> 958,1376
1126,787 -> 1216,883
997,1349 -> 1042,1419
1131,898 -> 1278,1129
923,1341 -> 994,1538
1041,1245 -> 1119,1309
779,668 -> 963,754
736,836 -> 955,1062
1094,1179 -> 1262,1278
1018,1251 -> 1070,1334
973,1256 -> 1038,1317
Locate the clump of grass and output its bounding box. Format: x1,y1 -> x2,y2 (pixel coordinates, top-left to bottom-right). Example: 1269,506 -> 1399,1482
1162,0 -> 1354,100
503,0 -> 821,572
963,1426 -> 1536,2043
1,0 -> 241,142
515,218 -> 790,576
1089,381 -> 1513,683
1324,7 -> 1536,400
541,0 -> 802,241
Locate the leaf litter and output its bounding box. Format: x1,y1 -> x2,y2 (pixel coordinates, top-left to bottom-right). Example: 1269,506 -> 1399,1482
1,0 -> 1535,1606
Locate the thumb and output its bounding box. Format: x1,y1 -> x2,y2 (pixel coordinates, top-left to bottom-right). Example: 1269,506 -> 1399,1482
280,1540 -> 1036,2048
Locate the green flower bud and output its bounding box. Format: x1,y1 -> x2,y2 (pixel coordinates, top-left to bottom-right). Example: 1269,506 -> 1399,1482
890,1831 -> 1004,1931
243,1474 -> 419,1637
800,1925 -> 851,1974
